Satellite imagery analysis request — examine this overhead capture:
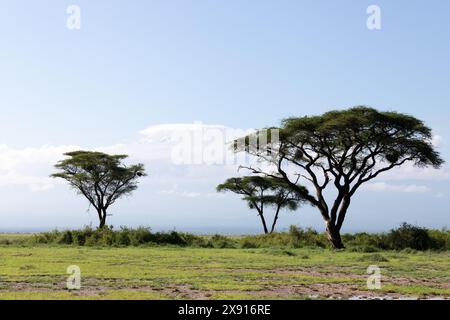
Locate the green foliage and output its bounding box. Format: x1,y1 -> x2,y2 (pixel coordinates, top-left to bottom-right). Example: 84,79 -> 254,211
233,106 -> 445,248
217,176 -> 310,233
4,224 -> 450,251
150,231 -> 189,246
58,230 -> 73,245
342,232 -> 384,251
217,176 -> 309,213
238,227 -> 327,249
25,227 -> 208,247
428,228 -> 450,249
288,225 -> 327,248
208,235 -> 237,248
280,107 -> 443,169
0,234 -> 30,246
51,151 -> 146,228
383,223 -> 433,250
32,230 -> 61,244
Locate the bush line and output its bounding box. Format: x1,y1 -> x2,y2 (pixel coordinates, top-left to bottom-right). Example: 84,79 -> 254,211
1,223 -> 449,251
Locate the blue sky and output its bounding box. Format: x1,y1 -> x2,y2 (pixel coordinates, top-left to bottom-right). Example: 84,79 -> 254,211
0,1 -> 449,233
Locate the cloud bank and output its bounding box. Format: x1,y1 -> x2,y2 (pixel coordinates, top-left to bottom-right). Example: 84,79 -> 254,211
0,126 -> 446,197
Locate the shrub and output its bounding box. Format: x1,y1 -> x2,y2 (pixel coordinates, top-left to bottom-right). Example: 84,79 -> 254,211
115,227 -> 131,246
240,239 -> 259,249
98,227 -> 116,246
150,231 -> 188,246
32,230 -> 61,244
71,227 -> 94,246
128,227 -> 152,246
289,226 -> 327,248
17,223 -> 450,251
385,223 -> 433,250
209,235 -> 237,248
428,228 -> 450,250
239,233 -> 291,248
344,232 -> 384,248
58,230 -> 73,245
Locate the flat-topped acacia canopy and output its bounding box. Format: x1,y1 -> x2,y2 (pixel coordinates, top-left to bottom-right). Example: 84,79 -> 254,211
235,106 -> 444,248
52,151 -> 146,228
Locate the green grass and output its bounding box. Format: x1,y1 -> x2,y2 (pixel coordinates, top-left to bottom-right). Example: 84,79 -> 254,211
0,244 -> 448,300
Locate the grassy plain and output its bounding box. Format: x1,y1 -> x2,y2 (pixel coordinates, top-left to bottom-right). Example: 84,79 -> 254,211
0,234 -> 448,300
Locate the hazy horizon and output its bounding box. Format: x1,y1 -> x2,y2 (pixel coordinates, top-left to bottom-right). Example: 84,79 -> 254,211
2,222 -> 448,235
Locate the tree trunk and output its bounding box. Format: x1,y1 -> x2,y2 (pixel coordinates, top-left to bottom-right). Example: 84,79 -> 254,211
98,208 -> 107,229
259,213 -> 269,234
257,202 -> 269,234
270,206 -> 281,234
99,217 -> 106,229
326,222 -> 344,249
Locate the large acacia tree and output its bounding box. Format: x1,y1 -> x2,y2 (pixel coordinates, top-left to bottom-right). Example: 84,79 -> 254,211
217,176 -> 310,234
52,151 -> 146,228
236,107 -> 443,248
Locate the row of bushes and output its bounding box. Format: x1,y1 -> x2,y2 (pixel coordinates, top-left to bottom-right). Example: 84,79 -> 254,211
228,224 -> 450,251
342,223 -> 450,251
31,227 -> 210,247
4,223 -> 450,251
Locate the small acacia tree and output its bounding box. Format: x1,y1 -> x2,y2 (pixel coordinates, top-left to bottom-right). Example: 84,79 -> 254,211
217,176 -> 309,234
235,107 -> 443,248
52,151 -> 146,228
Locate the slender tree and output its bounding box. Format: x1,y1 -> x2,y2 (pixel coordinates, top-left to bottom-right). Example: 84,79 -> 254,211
217,176 -> 309,234
235,107 -> 444,248
52,151 -> 146,228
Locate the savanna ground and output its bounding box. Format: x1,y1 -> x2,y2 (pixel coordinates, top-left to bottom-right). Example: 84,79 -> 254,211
0,234 -> 449,300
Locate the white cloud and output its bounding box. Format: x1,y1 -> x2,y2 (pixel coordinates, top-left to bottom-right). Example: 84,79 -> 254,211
0,171 -> 55,192
432,135 -> 444,148
0,144 -> 80,192
363,182 -> 430,193
0,123 -> 251,192
379,163 -> 450,181
139,122 -> 256,165
158,184 -> 202,198
0,125 -> 447,194
95,123 -> 257,167
0,144 -> 79,171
